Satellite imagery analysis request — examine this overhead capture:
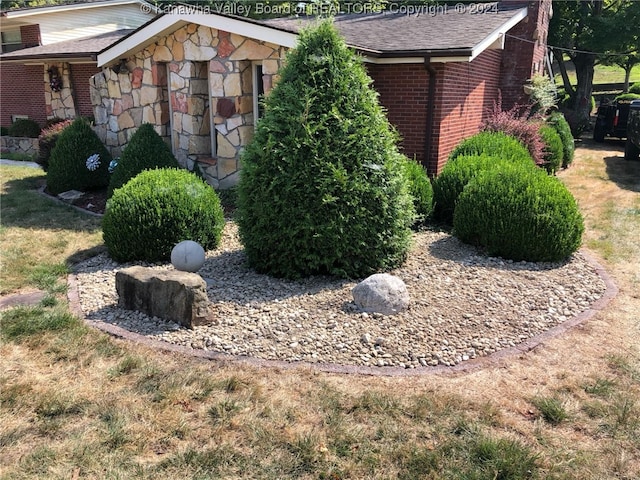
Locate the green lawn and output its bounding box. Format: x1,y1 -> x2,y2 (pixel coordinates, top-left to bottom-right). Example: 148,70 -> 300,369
554,62 -> 640,87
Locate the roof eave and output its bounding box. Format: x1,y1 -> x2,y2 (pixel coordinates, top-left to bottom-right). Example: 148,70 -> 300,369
469,5 -> 528,61
2,0 -> 156,18
0,53 -> 98,63
98,12 -> 298,67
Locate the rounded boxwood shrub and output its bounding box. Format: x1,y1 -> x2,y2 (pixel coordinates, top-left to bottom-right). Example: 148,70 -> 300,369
546,112 -> 574,168
237,21 -> 414,279
630,82 -> 640,95
448,131 -> 534,164
103,168 -> 224,263
47,118 -> 111,195
539,125 -> 564,174
8,118 -> 41,138
107,123 -> 179,198
400,156 -> 433,228
37,119 -> 73,172
432,153 -> 536,225
453,165 -> 584,262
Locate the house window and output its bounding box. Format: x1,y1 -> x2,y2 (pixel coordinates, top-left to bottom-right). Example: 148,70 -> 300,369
1,29 -> 22,53
252,62 -> 265,126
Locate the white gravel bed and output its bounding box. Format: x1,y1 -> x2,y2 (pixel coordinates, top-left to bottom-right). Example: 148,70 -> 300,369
73,222 -> 607,369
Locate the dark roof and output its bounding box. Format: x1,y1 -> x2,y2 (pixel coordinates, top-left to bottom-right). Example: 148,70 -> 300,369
262,2 -> 524,56
0,29 -> 133,61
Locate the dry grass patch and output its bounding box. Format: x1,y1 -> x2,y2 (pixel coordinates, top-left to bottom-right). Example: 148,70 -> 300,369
1,144 -> 639,479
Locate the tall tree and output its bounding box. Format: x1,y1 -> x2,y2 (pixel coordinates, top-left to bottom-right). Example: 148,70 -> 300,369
550,0 -> 639,129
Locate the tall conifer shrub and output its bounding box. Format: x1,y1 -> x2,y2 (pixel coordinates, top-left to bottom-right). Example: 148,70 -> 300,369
236,21 -> 414,279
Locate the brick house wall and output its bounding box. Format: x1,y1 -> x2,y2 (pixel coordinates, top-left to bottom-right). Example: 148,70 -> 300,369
367,63 -> 430,164
368,49 -> 502,175
70,64 -> 100,118
500,0 -> 551,109
433,49 -> 503,173
0,64 -> 47,127
0,24 -> 46,127
20,24 -> 41,48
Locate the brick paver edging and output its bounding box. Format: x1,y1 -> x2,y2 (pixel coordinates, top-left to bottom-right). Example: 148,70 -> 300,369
66,250 -> 618,377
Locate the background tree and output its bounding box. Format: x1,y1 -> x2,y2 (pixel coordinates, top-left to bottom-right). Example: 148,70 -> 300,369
550,0 -> 639,129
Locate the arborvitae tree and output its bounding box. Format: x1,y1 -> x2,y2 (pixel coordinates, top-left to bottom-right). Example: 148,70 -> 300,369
46,118 -> 111,195
107,123 -> 179,197
236,20 -> 414,279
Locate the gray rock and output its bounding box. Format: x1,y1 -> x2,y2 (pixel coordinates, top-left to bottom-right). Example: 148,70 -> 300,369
116,266 -> 213,328
57,190 -> 84,203
352,273 -> 409,315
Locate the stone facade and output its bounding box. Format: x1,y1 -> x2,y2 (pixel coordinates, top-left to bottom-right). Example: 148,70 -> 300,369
44,62 -> 77,119
90,24 -> 286,188
0,136 -> 39,157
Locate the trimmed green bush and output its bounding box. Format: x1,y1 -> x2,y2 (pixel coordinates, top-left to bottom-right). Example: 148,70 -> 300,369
400,156 -> 433,228
8,118 -> 40,138
539,125 -> 564,174
453,165 -> 584,262
37,119 -> 73,172
107,123 -> 179,198
546,111 -> 574,168
630,82 -> 640,95
448,131 -> 533,163
46,118 -> 111,195
103,168 -> 224,263
236,21 -> 414,279
433,144 -> 536,225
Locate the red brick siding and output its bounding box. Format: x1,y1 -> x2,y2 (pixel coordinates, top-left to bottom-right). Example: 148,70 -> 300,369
433,49 -> 503,173
0,64 -> 47,127
20,24 -> 41,48
500,0 -> 551,109
70,64 -> 100,118
367,63 -> 430,163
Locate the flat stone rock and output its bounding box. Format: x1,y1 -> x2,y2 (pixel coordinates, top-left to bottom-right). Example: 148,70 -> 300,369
116,266 -> 213,328
57,190 -> 85,203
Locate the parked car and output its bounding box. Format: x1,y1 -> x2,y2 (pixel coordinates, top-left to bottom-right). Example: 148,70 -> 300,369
593,97 -> 636,142
624,100 -> 640,160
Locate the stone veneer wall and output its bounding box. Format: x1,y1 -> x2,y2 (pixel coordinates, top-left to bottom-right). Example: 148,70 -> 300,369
44,62 -> 77,120
90,24 -> 286,188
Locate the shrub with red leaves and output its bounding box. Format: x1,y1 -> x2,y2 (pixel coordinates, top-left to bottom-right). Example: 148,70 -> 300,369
481,96 -> 546,167
37,119 -> 73,172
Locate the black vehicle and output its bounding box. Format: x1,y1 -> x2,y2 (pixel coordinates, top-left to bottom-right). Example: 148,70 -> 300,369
593,98 -> 635,142
624,100 -> 640,160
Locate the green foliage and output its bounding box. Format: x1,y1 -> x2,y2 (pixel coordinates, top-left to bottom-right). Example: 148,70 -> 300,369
630,82 -> 640,94
614,93 -> 640,102
1,126 -> 9,136
546,111 -> 575,168
447,131 -> 533,163
236,20 -> 414,279
399,156 -> 433,228
539,125 -> 564,174
8,118 -> 41,138
107,123 -> 179,198
453,164 -> 584,262
532,396 -> 569,425
102,168 -> 224,262
528,74 -> 558,114
46,118 -> 111,195
0,306 -> 80,342
37,119 -> 73,172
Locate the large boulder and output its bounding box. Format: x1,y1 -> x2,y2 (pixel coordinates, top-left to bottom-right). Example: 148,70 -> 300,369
115,266 -> 213,328
352,273 -> 409,315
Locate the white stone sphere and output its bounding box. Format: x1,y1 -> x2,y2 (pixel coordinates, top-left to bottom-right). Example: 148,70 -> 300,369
171,240 -> 206,272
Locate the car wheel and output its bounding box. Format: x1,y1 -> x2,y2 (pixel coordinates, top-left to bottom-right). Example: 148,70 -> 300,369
624,138 -> 640,160
593,121 -> 606,142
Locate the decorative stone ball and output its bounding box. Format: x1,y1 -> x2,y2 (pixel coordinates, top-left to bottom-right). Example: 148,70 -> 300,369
171,240 -> 206,272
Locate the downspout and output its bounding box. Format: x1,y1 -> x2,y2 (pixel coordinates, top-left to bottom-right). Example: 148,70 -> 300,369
424,56 -> 437,173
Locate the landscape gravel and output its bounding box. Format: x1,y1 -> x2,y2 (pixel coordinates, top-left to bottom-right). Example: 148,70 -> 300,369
73,222 -> 607,369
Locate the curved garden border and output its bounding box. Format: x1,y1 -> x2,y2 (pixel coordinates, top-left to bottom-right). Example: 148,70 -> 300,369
67,249 -> 618,377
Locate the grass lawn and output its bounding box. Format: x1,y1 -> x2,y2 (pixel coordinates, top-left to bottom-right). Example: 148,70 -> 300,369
1,149 -> 639,479
554,62 -> 640,87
